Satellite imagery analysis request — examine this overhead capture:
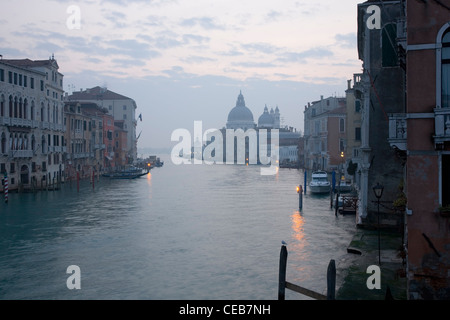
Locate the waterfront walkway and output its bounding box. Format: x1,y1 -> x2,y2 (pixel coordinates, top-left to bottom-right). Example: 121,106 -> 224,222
336,227 -> 407,300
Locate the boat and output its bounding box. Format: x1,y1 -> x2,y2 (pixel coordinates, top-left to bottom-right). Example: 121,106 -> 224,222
309,171 -> 331,194
335,179 -> 354,193
102,166 -> 149,179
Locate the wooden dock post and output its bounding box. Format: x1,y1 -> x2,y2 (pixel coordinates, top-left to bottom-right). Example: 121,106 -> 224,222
278,245 -> 336,300
327,259 -> 336,300
278,245 -> 288,300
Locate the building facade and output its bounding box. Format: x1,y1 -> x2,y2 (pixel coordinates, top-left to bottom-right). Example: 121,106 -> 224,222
303,96 -> 347,171
68,86 -> 137,163
390,0 -> 450,300
356,0 -> 406,227
0,57 -> 65,191
345,74 -> 363,185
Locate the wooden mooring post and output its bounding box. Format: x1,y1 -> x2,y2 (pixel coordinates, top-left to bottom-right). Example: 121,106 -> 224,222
278,245 -> 336,300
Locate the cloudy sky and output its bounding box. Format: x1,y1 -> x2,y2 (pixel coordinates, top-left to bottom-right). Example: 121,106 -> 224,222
2,0 -> 363,151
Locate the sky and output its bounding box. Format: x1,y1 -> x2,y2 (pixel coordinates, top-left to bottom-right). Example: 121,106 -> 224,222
2,0 -> 363,152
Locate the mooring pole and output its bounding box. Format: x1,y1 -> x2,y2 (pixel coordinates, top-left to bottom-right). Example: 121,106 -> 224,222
77,171 -> 80,193
298,185 -> 303,210
4,172 -> 8,203
327,259 -> 336,300
278,245 -> 288,300
304,171 -> 307,194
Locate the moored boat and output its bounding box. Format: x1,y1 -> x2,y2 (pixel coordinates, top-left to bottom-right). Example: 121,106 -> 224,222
310,171 -> 331,194
102,166 -> 149,179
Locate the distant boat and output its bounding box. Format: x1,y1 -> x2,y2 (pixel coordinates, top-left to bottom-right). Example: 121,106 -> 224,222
102,167 -> 149,179
310,171 -> 331,194
336,179 -> 354,193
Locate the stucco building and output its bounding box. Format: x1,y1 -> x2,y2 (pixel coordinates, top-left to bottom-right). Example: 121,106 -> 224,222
68,86 -> 137,163
0,56 -> 65,191
303,96 -> 347,171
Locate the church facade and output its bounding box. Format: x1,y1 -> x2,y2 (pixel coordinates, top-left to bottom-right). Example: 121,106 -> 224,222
218,91 -> 300,166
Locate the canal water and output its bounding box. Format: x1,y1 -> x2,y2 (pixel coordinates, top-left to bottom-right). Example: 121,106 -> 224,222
0,156 -> 357,300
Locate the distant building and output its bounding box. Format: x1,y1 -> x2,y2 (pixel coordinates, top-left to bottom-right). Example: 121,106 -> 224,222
303,96 -> 347,171
0,56 -> 65,191
64,101 -> 100,178
67,86 -> 137,163
345,74 -> 363,184
215,91 -> 300,166
226,91 -> 257,131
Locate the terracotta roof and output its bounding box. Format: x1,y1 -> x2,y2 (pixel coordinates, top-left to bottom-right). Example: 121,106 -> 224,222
68,86 -> 132,101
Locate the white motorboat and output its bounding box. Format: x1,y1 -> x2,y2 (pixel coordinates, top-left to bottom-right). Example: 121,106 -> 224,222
336,178 -> 354,193
310,171 -> 331,194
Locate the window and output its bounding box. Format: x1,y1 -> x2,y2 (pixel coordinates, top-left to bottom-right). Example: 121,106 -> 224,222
8,71 -> 12,83
442,29 -> 450,109
340,139 -> 345,153
382,23 -> 398,67
30,78 -> 34,89
355,127 -> 361,141
123,105 -> 127,110
13,73 -> 17,85
40,80 -> 44,91
0,69 -> 4,82
442,155 -> 450,206
339,118 -> 345,132
355,100 -> 361,113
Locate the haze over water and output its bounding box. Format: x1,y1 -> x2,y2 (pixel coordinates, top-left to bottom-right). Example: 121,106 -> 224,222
0,156 -> 356,299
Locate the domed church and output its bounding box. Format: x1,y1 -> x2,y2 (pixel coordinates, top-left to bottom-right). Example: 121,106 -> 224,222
226,91 -> 281,131
219,91 -> 300,167
258,105 -> 280,129
226,91 -> 256,130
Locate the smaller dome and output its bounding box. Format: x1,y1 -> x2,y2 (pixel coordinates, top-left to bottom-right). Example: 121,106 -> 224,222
258,105 -> 275,128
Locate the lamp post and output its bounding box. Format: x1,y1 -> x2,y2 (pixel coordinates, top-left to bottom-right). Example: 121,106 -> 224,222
373,182 -> 384,265
297,185 -> 303,210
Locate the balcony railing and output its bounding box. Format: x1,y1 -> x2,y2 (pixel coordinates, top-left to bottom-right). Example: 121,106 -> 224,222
9,150 -> 33,158
434,107 -> 450,148
388,113 -> 407,151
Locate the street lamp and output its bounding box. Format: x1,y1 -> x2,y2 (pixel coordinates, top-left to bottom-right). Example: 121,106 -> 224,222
373,182 -> 384,265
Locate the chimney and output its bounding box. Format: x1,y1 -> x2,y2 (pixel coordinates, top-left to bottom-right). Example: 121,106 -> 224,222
347,79 -> 352,90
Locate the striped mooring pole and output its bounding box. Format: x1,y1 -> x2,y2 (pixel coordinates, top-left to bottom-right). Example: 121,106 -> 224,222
4,172 -> 8,203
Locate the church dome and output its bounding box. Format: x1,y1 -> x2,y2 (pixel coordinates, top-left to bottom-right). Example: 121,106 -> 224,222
226,91 -> 256,130
227,91 -> 254,122
258,105 -> 274,128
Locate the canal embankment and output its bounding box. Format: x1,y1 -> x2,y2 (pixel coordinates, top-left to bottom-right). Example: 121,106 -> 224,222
335,226 -> 407,300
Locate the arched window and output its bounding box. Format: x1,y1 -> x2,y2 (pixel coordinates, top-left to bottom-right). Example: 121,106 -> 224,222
23,98 -> 27,119
31,135 -> 35,153
19,98 -> 23,118
41,103 -> 44,121
340,118 -> 345,133
14,97 -> 18,118
1,133 -> 5,154
8,96 -> 13,118
30,101 -> 35,121
442,29 -> 450,108
42,135 -> 46,154
0,94 -> 4,117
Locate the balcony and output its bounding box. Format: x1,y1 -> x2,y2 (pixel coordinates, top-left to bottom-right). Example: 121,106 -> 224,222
11,118 -> 32,127
388,113 -> 407,151
434,108 -> 450,149
0,117 -> 11,125
9,150 -> 33,158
